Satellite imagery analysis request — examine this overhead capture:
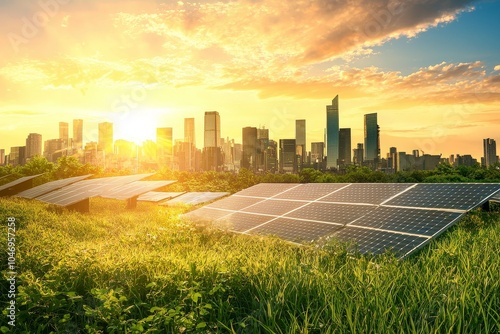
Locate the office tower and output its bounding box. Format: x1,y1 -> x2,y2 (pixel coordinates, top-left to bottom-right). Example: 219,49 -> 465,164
241,127 -> 257,171
266,140 -> 278,172
157,127 -> 173,168
9,146 -> 26,166
353,143 -> 364,166
295,120 -> 306,166
59,122 -> 69,148
233,143 -> 242,169
0,149 -> 4,165
389,147 -> 397,170
279,139 -> 297,173
326,95 -> 339,169
311,142 -> 325,170
338,128 -> 351,166
397,152 -> 408,171
25,133 -> 42,160
483,138 -> 498,167
204,111 -> 220,148
256,127 -> 269,172
184,118 -> 196,147
364,113 -> 380,162
44,139 -> 65,162
73,119 -> 83,151
203,111 -> 223,171
98,122 -> 114,155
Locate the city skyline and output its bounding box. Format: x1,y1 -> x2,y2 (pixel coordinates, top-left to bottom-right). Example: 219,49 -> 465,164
0,1 -> 499,158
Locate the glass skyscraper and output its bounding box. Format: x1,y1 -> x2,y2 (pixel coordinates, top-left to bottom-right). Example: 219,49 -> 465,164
364,113 -> 379,162
326,95 -> 339,169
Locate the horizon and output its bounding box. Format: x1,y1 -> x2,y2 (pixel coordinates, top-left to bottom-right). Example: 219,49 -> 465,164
1,0 -> 499,158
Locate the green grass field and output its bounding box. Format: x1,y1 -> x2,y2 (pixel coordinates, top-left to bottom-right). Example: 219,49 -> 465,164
1,197 -> 500,333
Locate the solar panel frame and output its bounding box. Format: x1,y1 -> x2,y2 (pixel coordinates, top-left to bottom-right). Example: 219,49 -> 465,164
16,174 -> 93,199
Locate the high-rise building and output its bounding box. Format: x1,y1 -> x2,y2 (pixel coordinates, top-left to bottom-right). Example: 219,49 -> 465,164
364,113 -> 380,162
25,133 -> 42,161
59,122 -> 69,147
389,147 -> 397,170
295,120 -> 306,166
266,140 -> 278,173
279,139 -> 297,173
157,127 -> 173,168
204,111 -> 220,148
203,111 -> 223,171
483,138 -> 498,167
257,127 -> 270,172
241,127 -> 257,171
184,118 -> 196,147
73,119 -> 83,151
338,128 -> 351,166
98,122 -> 114,155
311,142 -> 325,170
326,95 -> 339,169
0,149 -> 5,165
353,143 -> 364,166
9,146 -> 26,166
44,139 -> 65,163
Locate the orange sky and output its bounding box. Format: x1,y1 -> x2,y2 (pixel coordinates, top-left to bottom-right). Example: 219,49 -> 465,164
1,0 -> 499,159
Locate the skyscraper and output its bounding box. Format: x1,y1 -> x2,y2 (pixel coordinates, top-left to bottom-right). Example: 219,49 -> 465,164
311,142 -> 325,170
338,128 -> 351,166
241,127 -> 257,171
25,133 -> 42,161
279,139 -> 297,173
98,122 -> 114,155
257,127 -> 269,172
483,138 -> 498,167
59,122 -> 69,148
326,95 -> 339,169
295,119 -> 306,166
157,127 -> 173,168
73,119 -> 83,151
0,149 -> 5,165
184,118 -> 196,148
203,111 -> 222,171
353,143 -> 364,166
204,111 -> 220,148
364,113 -> 380,162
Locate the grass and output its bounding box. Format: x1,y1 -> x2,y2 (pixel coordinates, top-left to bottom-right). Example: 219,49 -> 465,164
1,197 -> 500,333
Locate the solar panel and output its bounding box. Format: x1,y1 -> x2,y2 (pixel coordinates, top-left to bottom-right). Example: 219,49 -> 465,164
183,182 -> 500,259
137,191 -> 185,202
161,192 -> 229,206
0,174 -> 44,196
36,174 -> 155,207
16,174 -> 93,199
348,206 -> 463,237
249,218 -> 344,243
272,183 -> 349,201
217,212 -> 276,232
320,183 -> 413,205
384,183 -> 500,211
329,227 -> 429,257
284,203 -> 375,225
233,183 -> 300,198
100,181 -> 176,200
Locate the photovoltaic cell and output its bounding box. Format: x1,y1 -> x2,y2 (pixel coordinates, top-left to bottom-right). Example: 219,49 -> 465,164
233,183 -> 300,198
273,183 -> 349,201
241,199 -> 306,216
384,183 -> 500,211
205,196 -> 266,211
100,181 -> 176,200
249,218 -> 343,243
16,174 -> 93,199
217,212 -> 275,232
348,206 -> 463,237
320,183 -> 413,205
330,227 -> 428,256
162,192 -> 229,206
137,191 -> 185,202
284,203 -> 375,225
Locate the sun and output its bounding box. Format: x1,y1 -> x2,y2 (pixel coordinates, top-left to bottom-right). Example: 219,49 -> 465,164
113,110 -> 158,144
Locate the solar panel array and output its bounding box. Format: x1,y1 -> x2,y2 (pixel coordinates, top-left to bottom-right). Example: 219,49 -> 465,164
99,181 -> 176,200
36,174 -> 156,206
161,192 -> 229,206
16,174 -> 93,199
183,183 -> 500,258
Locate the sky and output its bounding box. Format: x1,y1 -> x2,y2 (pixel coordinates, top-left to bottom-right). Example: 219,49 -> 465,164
0,0 -> 499,159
